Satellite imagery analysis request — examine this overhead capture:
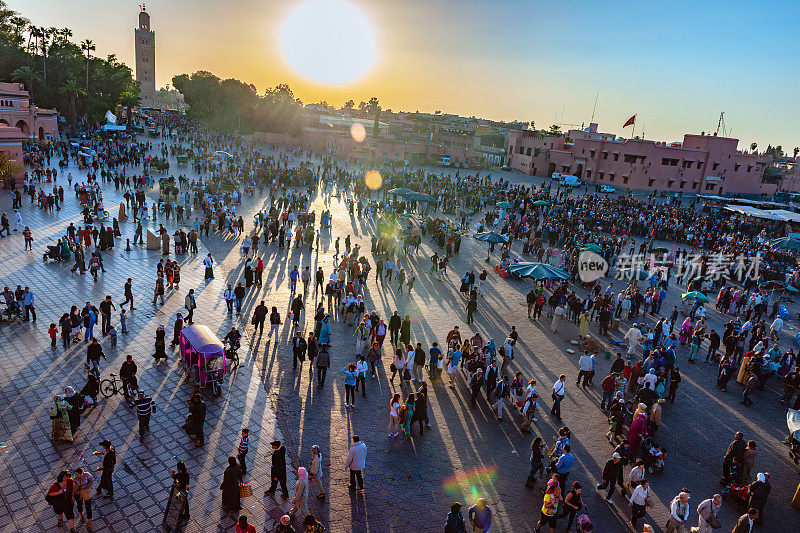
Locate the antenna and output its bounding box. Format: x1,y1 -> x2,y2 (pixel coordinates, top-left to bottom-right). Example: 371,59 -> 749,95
590,92 -> 599,123
715,112 -> 726,137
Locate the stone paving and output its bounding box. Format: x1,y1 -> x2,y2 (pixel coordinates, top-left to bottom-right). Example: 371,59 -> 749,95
0,143 -> 799,533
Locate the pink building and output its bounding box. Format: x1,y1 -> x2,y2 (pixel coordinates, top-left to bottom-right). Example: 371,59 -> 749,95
0,124 -> 26,187
508,124 -> 770,195
0,82 -> 58,141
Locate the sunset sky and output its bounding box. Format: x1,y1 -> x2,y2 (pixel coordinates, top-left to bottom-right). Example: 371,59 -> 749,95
12,0 -> 800,149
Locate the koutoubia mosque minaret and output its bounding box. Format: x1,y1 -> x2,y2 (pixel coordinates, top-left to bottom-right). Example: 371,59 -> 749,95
134,5 -> 156,107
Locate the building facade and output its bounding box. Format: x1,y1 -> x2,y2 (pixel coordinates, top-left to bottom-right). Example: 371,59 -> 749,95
508,123 -> 771,195
0,82 -> 58,141
0,124 -> 26,187
135,7 -> 156,108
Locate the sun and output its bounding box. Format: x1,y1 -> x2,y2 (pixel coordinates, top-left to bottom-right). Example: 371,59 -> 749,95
280,0 -> 377,86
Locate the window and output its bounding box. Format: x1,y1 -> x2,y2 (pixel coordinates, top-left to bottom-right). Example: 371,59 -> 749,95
598,172 -> 604,180
668,181 -> 674,188
697,161 -> 702,169
712,162 -> 719,170
613,153 -> 619,161
648,179 -> 655,187
705,183 -> 716,190
624,154 -> 637,163
691,183 -> 698,190
590,151 -> 596,158
586,170 -> 592,178
734,164 -> 740,171
609,173 -> 615,182
747,165 -> 752,172
602,152 -> 608,160
623,176 -> 629,184
526,147 -> 531,156
679,181 -> 686,189
518,146 -> 523,155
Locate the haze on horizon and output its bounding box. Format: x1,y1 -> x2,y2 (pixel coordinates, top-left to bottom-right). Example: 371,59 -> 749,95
11,0 -> 800,149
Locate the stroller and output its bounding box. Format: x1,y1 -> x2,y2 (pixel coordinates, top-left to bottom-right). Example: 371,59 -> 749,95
641,436 -> 666,474
721,480 -> 750,506
43,244 -> 61,263
785,408 -> 800,465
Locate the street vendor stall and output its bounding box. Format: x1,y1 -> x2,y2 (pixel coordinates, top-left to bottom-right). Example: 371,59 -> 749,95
180,325 -> 225,397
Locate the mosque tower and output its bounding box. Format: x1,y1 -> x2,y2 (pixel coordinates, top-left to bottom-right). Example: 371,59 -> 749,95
134,5 -> 156,107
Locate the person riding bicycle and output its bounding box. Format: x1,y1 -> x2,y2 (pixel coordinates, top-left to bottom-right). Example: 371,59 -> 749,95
224,326 -> 242,351
119,355 -> 138,402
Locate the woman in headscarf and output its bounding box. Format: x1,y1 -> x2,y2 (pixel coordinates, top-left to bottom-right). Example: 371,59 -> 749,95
220,456 -> 242,512
154,325 -> 167,362
627,404 -> 649,456
319,314 -> 332,345
678,316 -> 692,345
63,386 -> 82,435
49,395 -> 73,442
171,313 -> 184,348
289,467 -> 309,518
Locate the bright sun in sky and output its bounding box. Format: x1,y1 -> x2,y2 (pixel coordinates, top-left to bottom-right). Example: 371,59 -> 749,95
280,0 -> 377,86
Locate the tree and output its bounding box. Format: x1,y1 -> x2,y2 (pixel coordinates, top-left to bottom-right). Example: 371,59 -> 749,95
343,99 -> 354,110
0,151 -> 22,189
750,142 -> 757,153
118,83 -> 142,131
548,124 -> 561,135
529,120 -> 535,130
59,74 -> 85,124
794,147 -> 799,159
362,96 -> 381,140
80,38 -> 95,90
11,65 -> 41,100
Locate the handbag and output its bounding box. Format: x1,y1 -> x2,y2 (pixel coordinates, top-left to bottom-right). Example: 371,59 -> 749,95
403,369 -> 412,381
239,483 -> 252,498
707,514 -> 722,529
390,363 -> 397,373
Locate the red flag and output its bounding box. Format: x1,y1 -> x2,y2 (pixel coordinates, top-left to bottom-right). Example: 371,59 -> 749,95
623,114 -> 636,128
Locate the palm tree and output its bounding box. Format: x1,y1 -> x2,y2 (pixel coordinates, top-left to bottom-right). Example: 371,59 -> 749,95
750,142 -> 757,153
0,152 -> 23,189
548,124 -> 561,135
9,15 -> 29,40
80,38 -> 95,90
794,147 -> 799,159
118,85 -> 142,132
60,75 -> 86,124
362,96 -> 381,140
11,65 -> 41,101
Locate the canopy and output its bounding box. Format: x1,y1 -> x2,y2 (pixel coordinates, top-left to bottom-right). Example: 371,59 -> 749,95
497,201 -> 512,208
582,243 -> 602,253
681,291 -> 709,303
473,231 -> 508,244
507,262 -> 570,280
759,279 -> 800,293
406,191 -> 437,203
181,325 -> 224,354
387,187 -> 415,197
618,268 -> 650,281
768,236 -> 800,251
533,200 -> 550,206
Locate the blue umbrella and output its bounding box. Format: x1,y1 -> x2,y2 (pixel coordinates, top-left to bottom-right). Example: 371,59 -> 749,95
507,262 -> 570,280
769,236 -> 800,251
473,231 -> 509,244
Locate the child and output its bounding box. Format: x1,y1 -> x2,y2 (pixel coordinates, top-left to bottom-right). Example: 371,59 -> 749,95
48,323 -> 58,349
108,325 -> 117,347
437,354 -> 444,380
120,309 -> 128,334
238,428 -> 249,476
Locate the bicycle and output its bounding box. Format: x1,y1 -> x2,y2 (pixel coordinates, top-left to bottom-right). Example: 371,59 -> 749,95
225,340 -> 241,367
100,373 -> 136,399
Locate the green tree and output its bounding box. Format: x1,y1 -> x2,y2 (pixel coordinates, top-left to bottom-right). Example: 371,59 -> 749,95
11,65 -> 40,100
750,142 -> 757,153
362,96 -> 381,140
793,147 -> 798,159
343,99 -> 354,110
59,74 -> 85,124
118,83 -> 141,131
548,124 -> 561,135
80,38 -> 95,90
0,151 -> 22,188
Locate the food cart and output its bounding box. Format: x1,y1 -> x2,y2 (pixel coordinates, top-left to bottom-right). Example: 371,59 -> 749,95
180,325 -> 225,397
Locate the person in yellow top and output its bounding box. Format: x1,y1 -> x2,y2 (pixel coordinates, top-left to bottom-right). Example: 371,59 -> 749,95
535,474 -> 562,533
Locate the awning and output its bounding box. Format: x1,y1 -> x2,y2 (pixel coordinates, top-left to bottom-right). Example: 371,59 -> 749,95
180,325 -> 224,354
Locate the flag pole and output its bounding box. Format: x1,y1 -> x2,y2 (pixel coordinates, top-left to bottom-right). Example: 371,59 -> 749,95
631,116 -> 636,139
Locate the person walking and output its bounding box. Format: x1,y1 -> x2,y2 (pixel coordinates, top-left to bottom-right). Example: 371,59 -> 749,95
120,278 -> 135,310
189,394 -> 206,447
94,440 -> 116,500
551,375 -> 566,421
308,445 -> 325,500
731,509 -> 758,533
73,467 -> 94,531
596,452 -> 624,501
693,494 -> 722,533
131,389 -> 155,440
237,428 -> 250,476
171,461 -> 191,522
665,491 -> 691,533
317,343 -> 330,387
345,435 -> 367,491
47,471 -> 75,533
288,467 -> 309,519
468,498 -> 492,532
445,502 -> 467,533
265,440 -> 289,498
185,289 -> 196,324
269,306 -> 281,339
221,457 -> 242,513
629,478 -> 650,530
492,374 -> 510,420
252,300 -> 267,335
203,253 -> 214,280
343,363 -> 358,408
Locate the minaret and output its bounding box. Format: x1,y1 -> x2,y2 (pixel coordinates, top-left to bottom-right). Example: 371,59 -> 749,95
134,5 -> 156,108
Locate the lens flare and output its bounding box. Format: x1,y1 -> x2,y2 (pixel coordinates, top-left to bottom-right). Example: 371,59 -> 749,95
442,466 -> 498,495
350,123 -> 367,143
365,169 -> 382,190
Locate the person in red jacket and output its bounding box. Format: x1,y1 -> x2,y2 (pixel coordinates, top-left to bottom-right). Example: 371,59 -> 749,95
601,372 -> 617,412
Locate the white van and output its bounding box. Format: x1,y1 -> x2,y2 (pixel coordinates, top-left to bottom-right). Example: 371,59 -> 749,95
551,172 -> 582,187
437,156 -> 452,167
